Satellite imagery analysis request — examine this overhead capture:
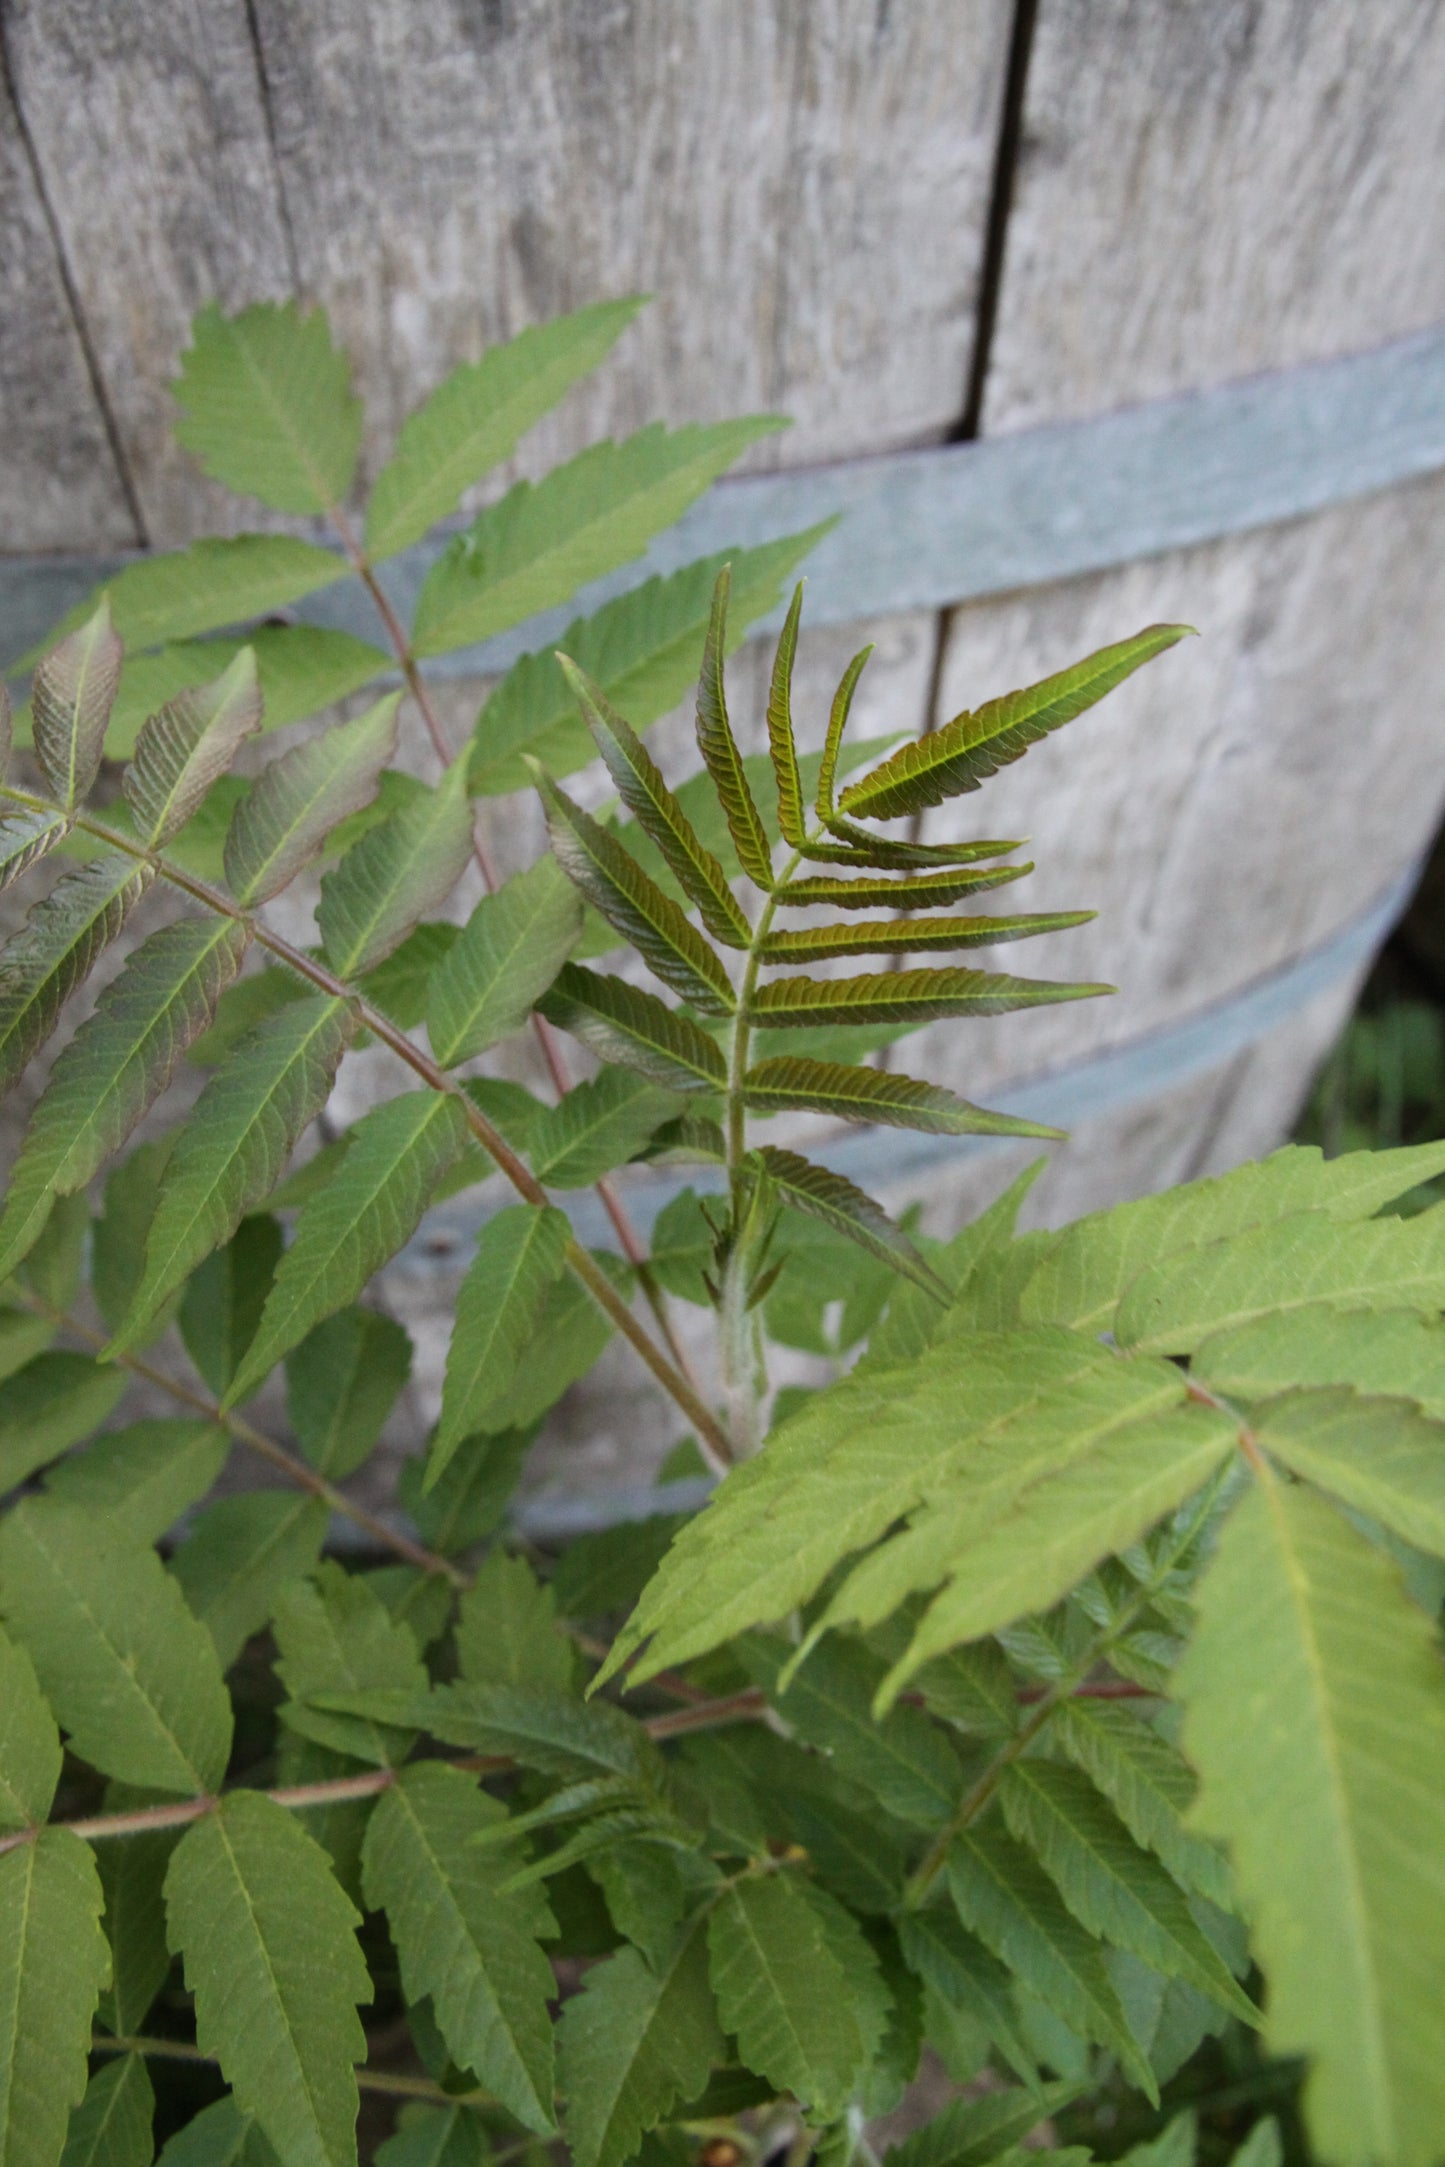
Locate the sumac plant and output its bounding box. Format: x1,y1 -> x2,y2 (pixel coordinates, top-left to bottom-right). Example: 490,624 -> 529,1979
0,300 -> 1440,2167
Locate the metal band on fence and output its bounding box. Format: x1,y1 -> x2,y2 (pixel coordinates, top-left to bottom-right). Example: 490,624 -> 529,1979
4,323 -> 1445,673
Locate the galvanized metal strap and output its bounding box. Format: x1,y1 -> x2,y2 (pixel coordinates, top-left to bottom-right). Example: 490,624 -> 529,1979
4,322 -> 1445,674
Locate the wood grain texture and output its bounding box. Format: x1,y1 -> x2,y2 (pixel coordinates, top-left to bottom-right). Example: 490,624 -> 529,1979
2,0 -> 296,542
247,0 -> 1011,488
0,52 -> 136,549
986,0 -> 1445,432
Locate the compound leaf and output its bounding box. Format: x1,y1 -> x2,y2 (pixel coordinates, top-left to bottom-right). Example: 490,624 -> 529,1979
429,1206 -> 571,1485
31,600 -> 122,808
318,760 -> 474,979
0,807 -> 71,896
225,695 -> 399,906
0,1499 -> 231,1794
174,300 -> 361,515
165,1791 -> 371,2167
0,1829 -> 109,2167
538,963 -> 726,1094
427,856 -> 582,1067
122,649 -> 262,846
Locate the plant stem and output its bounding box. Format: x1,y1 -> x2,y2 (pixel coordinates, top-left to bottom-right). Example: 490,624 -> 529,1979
90,2031 -> 496,2107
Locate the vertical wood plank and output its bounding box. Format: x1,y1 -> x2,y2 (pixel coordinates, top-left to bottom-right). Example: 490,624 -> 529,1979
3,0 -> 296,542
0,54 -> 136,549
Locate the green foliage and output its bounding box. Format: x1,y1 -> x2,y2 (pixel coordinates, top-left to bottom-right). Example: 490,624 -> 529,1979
0,290 -> 1421,2167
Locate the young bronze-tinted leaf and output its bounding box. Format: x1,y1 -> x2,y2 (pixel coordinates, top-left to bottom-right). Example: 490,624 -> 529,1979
0,916 -> 249,1286
793,831 -> 1026,872
755,1146 -> 944,1295
274,1562 -> 428,1769
562,655 -> 751,946
839,626 -> 1192,821
766,583 -> 807,846
21,537 -> 348,669
170,1493 -> 329,1672
367,297 -> 643,560
528,1066 -> 680,1189
319,760 -> 474,978
165,1791 -> 371,2167
708,1875 -> 882,2118
429,1206 -> 571,1485
43,1419 -> 227,1548
363,1761 -> 558,2131
226,694 -> 399,905
413,419 -> 782,658
743,1057 -> 1062,1139
225,1090 -> 471,1406
776,863 -> 1031,911
758,910 -> 1094,962
0,1351 -> 129,1494
815,642 -> 873,823
174,299 -> 362,515
1177,1473 -> 1445,2164
695,568 -> 774,889
0,1625 -> 61,1833
103,625 -> 388,761
0,855 -> 151,1095
561,1915 -> 723,2167
532,764 -> 735,1014
0,1498 -> 232,1793
0,1829 -> 109,2167
111,994 -> 358,1353
123,648 -> 262,846
0,807 -> 70,895
286,1307 -> 412,1482
427,855 -> 582,1066
31,599 -> 122,807
750,966 -> 1109,1030
469,529 -> 827,794
539,963 -> 727,1093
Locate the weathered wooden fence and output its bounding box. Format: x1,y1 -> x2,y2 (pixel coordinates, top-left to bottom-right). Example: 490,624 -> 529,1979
4,0 -> 1445,1498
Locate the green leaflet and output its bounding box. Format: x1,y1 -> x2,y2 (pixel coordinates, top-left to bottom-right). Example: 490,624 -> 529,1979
756,910 -> 1094,962
753,1147 -> 944,1296
225,1090 -> 471,1407
814,643 -> 872,825
31,601 -> 122,809
1177,1474 -> 1445,2165
563,655 -> 751,946
455,1553 -> 574,1694
362,1762 -> 557,2132
948,1825 -> 1155,2098
0,1626 -> 61,1833
560,1915 -> 724,2167
0,854 -> 152,1098
102,626 -> 389,761
775,863 -> 1030,911
997,1762 -> 1255,2021
373,2106 -> 486,2167
0,1352 -> 129,1493
165,1791 -> 372,2167
391,1680 -> 663,1787
539,964 -> 728,1094
765,584 -> 807,846
169,1493 -> 329,1671
399,1427 -> 531,1559
0,1499 -> 231,1794
528,1066 -> 681,1189
838,625 -> 1192,821
122,649 -> 262,847
0,916 -> 250,1286
90,1142 -> 174,1336
1048,1700 -> 1233,1913
286,1307 -> 412,1481
366,297 -> 643,560
750,966 -> 1109,1029
532,765 -> 735,1014
597,1328 -> 1111,1689
739,1634 -> 962,1828
179,1215 -> 282,1398
894,1909 -> 1038,2089
1245,1387 -> 1445,1557
707,1875 -> 885,2119
94,1784 -> 181,2036
0,807 -> 71,895
274,1562 -> 428,1768
694,569 -> 774,890
318,760 -> 474,978
1023,1138 -> 1445,1333
429,1207 -> 571,1484
470,1259 -> 620,1432
111,995 -> 358,1352
886,2081 -> 1085,2167
225,695 -> 400,906
173,300 -> 362,515
742,1057 -> 1062,1140
1193,1303 -> 1445,1417
412,419 -> 782,658
468,531 -> 829,795
23,537 -> 349,666
153,2097 -> 279,2167
1117,1203 -> 1445,1353
427,855 -> 583,1067
59,2053 -> 154,2167
0,1830 -> 109,2167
